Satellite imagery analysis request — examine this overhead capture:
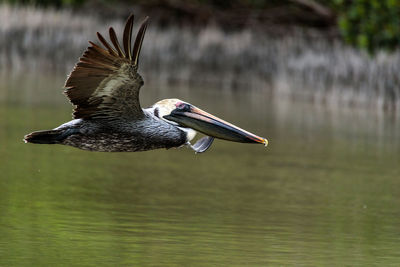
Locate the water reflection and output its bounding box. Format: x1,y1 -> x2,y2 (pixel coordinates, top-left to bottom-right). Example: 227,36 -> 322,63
1,72 -> 400,265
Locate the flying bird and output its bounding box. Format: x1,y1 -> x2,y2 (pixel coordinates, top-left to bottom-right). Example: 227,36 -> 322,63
24,14 -> 268,153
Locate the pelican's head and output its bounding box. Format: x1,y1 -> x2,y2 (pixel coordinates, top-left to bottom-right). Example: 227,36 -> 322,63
153,98 -> 197,142
153,98 -> 268,148
152,98 -> 186,125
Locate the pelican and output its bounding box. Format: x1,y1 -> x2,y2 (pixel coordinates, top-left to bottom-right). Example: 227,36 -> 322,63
24,14 -> 268,153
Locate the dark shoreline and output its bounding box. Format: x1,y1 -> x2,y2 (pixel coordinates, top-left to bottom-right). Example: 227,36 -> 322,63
17,0 -> 337,30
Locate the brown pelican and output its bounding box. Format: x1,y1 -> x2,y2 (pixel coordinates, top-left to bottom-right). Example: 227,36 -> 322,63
24,14 -> 268,153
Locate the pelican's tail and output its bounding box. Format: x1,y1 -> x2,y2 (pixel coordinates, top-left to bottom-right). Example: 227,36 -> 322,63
24,129 -> 71,144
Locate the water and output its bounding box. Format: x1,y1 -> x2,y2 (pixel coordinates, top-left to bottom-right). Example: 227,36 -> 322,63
1,72 -> 400,266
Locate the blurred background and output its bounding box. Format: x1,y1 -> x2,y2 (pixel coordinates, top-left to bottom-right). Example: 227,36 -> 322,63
1,0 -> 400,266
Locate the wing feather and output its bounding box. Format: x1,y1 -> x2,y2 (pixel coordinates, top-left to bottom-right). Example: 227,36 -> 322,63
64,14 -> 149,120
132,17 -> 149,66
96,32 -> 118,57
109,27 -> 125,58
123,14 -> 134,60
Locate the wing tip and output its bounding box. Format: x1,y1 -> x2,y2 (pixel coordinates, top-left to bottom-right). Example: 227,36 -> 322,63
132,15 -> 150,67
109,26 -> 125,57
123,13 -> 135,60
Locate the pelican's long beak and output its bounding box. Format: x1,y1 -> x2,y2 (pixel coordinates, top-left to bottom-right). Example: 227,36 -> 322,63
164,104 -> 268,146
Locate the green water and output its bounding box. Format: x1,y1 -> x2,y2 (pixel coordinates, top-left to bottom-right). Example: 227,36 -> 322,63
1,73 -> 400,266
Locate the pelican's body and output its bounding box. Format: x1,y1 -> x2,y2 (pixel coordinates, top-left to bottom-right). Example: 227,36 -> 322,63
24,14 -> 268,153
53,110 -> 188,152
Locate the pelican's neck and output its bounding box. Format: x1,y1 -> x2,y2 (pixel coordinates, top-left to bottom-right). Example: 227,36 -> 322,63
143,107 -> 197,142
178,127 -> 197,142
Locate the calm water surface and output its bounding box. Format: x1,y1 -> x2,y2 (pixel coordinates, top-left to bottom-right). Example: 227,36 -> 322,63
1,72 -> 400,266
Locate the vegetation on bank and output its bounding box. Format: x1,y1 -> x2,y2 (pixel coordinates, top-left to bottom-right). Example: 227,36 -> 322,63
335,0 -> 400,53
1,0 -> 400,52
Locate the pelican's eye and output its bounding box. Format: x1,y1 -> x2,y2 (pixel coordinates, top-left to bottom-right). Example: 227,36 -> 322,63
176,102 -> 189,111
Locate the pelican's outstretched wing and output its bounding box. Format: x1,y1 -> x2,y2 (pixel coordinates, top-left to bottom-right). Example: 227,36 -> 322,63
64,14 -> 149,120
